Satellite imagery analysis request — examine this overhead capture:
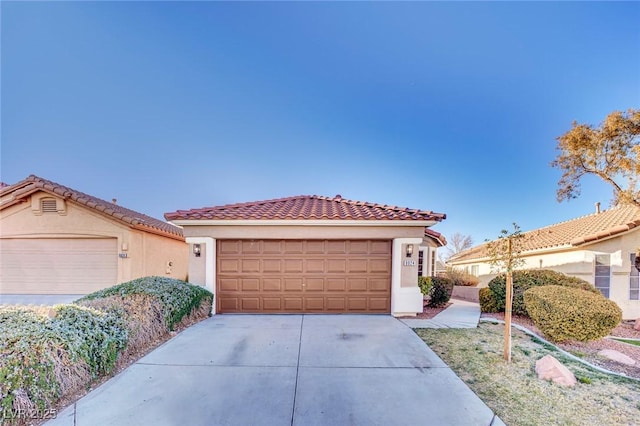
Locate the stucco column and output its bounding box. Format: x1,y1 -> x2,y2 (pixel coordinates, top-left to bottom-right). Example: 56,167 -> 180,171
391,237 -> 424,316
185,237 -> 216,313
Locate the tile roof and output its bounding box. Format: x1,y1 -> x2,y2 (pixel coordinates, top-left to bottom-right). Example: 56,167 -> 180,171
449,204 -> 640,263
165,194 -> 446,223
424,228 -> 447,247
1,175 -> 183,240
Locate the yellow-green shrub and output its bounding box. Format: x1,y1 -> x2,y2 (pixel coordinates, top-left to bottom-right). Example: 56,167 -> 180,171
524,285 -> 622,342
479,287 -> 498,313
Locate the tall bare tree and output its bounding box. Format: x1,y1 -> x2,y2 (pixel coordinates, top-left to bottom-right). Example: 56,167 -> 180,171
551,109 -> 640,207
442,232 -> 474,262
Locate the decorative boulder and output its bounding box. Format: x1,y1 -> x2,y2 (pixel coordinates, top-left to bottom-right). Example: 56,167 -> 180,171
535,355 -> 577,387
598,349 -> 636,366
634,318 -> 640,331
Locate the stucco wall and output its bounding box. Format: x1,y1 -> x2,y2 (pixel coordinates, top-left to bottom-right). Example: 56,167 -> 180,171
180,224 -> 424,240
1,191 -> 187,291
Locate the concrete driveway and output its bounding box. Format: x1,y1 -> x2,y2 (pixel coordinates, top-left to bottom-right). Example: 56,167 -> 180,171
47,315 -> 499,426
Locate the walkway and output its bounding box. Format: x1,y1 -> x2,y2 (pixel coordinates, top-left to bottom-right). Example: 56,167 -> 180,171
400,298 -> 481,329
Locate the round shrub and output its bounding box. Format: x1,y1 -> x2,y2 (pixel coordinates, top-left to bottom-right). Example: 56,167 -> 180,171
479,287 -> 498,313
486,269 -> 598,317
418,276 -> 433,297
524,285 -> 622,342
427,277 -> 454,307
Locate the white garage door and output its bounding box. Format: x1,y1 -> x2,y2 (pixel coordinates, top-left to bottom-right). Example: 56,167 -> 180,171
0,238 -> 118,294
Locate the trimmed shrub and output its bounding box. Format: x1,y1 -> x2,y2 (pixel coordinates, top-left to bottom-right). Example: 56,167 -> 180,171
427,277 -> 454,307
0,305 -> 124,419
1,277 -> 214,423
78,276 -> 213,330
51,305 -> 128,378
418,276 -> 433,297
79,294 -> 167,358
479,287 -> 498,313
486,269 -> 598,317
524,285 -> 622,342
445,268 -> 479,287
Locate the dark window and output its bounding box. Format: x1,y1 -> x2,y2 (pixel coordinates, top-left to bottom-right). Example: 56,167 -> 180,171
417,250 -> 424,277
594,254 -> 611,298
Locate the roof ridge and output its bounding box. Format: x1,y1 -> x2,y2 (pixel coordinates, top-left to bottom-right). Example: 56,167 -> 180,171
4,174 -> 183,238
449,204 -> 640,263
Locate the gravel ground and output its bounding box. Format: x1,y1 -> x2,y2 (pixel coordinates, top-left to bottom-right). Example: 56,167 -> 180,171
482,313 -> 640,379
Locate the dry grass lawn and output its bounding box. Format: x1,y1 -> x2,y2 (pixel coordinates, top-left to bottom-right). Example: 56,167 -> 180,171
416,323 -> 640,426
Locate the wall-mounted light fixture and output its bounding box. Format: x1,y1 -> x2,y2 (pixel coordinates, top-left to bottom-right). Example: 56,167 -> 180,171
193,244 -> 201,257
406,244 -> 414,258
635,248 -> 640,272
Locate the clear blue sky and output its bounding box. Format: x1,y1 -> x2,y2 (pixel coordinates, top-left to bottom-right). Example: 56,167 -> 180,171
2,1 -> 639,245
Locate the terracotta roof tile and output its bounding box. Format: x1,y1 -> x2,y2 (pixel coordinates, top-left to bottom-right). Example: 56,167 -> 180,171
424,228 -> 447,247
1,175 -> 183,239
165,194 -> 446,222
449,204 -> 640,263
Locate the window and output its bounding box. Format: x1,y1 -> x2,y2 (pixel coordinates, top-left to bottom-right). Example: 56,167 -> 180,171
631,253 -> 639,301
430,251 -> 436,277
40,198 -> 57,213
594,254 -> 611,298
470,265 -> 479,277
417,250 -> 424,277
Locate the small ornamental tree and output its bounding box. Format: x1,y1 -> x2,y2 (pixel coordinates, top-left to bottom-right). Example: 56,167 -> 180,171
486,223 -> 526,362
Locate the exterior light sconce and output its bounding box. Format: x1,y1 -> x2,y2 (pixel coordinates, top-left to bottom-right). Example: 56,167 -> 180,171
193,244 -> 201,257
635,248 -> 640,272
406,244 -> 414,258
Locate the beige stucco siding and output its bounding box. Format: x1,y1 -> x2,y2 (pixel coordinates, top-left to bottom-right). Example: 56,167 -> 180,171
180,225 -> 424,240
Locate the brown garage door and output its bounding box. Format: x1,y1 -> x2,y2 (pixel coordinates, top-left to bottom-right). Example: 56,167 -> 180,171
217,239 -> 391,313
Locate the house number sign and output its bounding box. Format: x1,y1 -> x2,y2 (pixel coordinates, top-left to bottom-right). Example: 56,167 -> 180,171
403,260 -> 416,266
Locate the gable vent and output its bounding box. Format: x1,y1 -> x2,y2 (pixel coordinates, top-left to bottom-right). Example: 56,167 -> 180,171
41,198 -> 58,213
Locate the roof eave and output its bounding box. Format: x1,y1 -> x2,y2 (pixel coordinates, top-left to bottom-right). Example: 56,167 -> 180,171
169,219 -> 440,227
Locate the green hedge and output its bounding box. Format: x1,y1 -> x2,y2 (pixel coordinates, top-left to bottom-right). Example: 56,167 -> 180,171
427,277 -> 454,307
484,269 -> 598,317
1,277 -> 213,422
0,305 -> 128,417
78,276 -> 213,330
524,285 -> 622,342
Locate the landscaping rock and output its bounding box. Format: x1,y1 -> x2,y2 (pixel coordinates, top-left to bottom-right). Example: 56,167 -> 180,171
535,355 -> 576,387
598,349 -> 636,366
634,318 -> 640,331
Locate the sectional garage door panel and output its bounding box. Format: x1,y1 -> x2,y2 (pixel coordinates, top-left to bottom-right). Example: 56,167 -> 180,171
0,238 -> 118,294
216,240 -> 391,313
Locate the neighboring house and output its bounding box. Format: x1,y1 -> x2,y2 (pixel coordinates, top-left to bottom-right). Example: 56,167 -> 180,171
448,204 -> 640,319
0,175 -> 188,296
165,195 -> 446,316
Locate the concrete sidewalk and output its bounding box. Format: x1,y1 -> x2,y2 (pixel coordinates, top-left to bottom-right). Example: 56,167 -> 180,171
400,298 -> 481,329
46,314 -> 500,426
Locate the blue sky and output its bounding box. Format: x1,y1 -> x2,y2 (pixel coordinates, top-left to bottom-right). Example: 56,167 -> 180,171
2,1 -> 639,245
